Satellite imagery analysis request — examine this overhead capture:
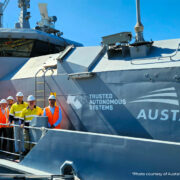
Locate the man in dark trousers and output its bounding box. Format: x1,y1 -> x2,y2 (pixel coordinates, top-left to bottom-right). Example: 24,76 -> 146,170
6,96 -> 15,153
0,99 -> 8,151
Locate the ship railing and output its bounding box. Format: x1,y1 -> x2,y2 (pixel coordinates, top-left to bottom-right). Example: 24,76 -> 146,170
0,174 -> 77,180
131,42 -> 180,65
0,124 -> 82,179
0,123 -> 47,159
157,43 -> 180,61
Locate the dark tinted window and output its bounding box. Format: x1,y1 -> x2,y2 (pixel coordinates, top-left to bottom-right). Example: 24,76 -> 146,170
0,38 -> 64,57
31,40 -> 64,57
0,39 -> 34,57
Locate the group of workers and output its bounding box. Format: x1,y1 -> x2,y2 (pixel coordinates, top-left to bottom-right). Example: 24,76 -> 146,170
0,92 -> 62,156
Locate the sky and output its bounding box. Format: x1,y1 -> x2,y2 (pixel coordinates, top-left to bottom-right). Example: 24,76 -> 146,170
2,0 -> 180,46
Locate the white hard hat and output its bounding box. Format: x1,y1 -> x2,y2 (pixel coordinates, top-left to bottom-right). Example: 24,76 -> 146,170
7,96 -> 14,101
27,95 -> 35,101
16,92 -> 24,97
0,99 -> 7,104
48,95 -> 56,100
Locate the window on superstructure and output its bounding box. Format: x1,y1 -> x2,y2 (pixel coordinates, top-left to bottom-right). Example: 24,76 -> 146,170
30,40 -> 64,57
0,39 -> 34,57
0,39 -> 64,57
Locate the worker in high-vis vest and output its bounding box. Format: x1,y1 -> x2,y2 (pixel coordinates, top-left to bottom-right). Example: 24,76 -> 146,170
43,95 -> 62,129
6,96 -> 15,153
9,92 -> 28,154
19,95 -> 42,153
0,99 -> 8,151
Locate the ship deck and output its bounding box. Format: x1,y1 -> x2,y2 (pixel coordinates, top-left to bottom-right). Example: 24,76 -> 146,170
0,153 -> 57,180
0,152 -> 76,180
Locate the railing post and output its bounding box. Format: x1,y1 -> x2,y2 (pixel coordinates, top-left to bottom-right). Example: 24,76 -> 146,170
41,127 -> 47,139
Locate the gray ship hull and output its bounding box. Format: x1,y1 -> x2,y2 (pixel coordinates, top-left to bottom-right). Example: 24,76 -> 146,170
0,66 -> 180,141
2,0 -> 178,179
1,129 -> 180,180
1,39 -> 180,179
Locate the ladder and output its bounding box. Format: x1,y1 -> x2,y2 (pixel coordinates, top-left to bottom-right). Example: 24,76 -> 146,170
35,68 -> 54,108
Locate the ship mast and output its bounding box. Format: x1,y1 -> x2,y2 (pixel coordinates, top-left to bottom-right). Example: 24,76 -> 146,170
0,0 -> 10,28
135,0 -> 144,42
18,0 -> 30,28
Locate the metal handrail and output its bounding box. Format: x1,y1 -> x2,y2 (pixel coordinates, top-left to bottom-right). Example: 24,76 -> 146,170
0,149 -> 20,157
35,67 -> 54,107
158,43 -> 180,60
0,136 -> 37,145
43,67 -> 54,107
0,123 -> 47,157
0,174 -> 75,180
0,123 -> 47,130
35,68 -> 45,106
131,43 -> 180,65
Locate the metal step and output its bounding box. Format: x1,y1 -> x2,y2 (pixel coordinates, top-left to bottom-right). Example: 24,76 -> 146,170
36,90 -> 44,93
36,81 -> 44,85
35,68 -> 54,108
36,99 -> 45,102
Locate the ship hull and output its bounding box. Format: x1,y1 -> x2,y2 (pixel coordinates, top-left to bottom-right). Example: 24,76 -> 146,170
0,66 -> 180,142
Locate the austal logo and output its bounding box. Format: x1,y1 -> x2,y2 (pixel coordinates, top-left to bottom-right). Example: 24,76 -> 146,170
130,87 -> 179,106
130,87 -> 180,121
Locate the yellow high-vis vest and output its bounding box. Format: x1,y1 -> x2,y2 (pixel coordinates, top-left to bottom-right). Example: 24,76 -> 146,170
19,106 -> 42,123
9,102 -> 28,119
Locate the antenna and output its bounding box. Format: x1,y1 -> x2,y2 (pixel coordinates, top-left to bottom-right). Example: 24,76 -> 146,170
0,3 -> 3,28
36,3 -> 62,36
134,0 -> 144,42
38,3 -> 48,19
17,0 -> 31,29
0,0 -> 10,28
38,3 -> 53,27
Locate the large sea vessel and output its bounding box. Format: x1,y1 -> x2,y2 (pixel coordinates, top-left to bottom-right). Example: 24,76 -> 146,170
1,0 -> 180,179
